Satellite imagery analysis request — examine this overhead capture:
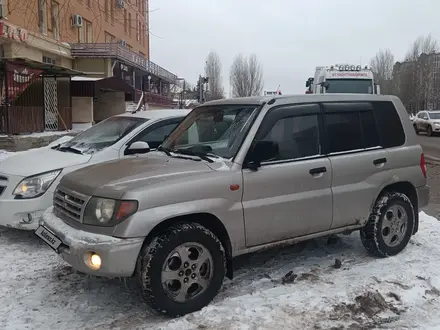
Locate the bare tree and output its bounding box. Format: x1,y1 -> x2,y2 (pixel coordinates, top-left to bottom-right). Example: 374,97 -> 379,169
204,51 -> 224,100
229,53 -> 264,97
370,49 -> 394,94
399,35 -> 439,110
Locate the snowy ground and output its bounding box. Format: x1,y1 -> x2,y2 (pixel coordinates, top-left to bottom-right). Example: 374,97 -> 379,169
1,151 -> 440,329
1,213 -> 440,330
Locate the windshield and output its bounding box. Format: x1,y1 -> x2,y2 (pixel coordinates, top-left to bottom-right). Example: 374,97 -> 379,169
60,116 -> 147,154
429,112 -> 440,119
325,79 -> 373,94
162,105 -> 259,159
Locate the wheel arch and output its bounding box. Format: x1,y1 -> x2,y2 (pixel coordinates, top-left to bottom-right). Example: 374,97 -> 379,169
139,212 -> 234,279
373,181 -> 419,234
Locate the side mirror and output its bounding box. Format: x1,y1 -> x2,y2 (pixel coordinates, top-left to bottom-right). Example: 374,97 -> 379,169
126,141 -> 150,155
305,80 -> 310,87
321,81 -> 330,89
245,141 -> 279,170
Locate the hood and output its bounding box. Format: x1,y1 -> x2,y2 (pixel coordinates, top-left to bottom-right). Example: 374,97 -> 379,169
0,147 -> 92,177
60,154 -> 214,199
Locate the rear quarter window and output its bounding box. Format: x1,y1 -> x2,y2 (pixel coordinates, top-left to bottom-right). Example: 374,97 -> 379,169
372,101 -> 405,148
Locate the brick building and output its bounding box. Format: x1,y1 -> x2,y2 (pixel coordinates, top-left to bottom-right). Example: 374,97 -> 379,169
0,0 -> 177,135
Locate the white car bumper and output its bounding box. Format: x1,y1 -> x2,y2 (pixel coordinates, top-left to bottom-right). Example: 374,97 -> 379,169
0,172 -> 53,230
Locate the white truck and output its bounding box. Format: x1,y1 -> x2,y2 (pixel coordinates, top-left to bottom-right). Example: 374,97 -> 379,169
305,64 -> 380,94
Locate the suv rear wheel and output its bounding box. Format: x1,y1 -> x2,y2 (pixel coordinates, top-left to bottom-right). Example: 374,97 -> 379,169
427,125 -> 433,136
136,223 -> 226,316
360,192 -> 415,257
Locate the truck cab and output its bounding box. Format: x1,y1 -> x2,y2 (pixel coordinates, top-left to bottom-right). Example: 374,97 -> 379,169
305,64 -> 380,95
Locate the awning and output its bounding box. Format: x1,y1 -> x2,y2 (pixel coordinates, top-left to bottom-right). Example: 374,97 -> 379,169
71,76 -> 135,97
1,57 -> 85,76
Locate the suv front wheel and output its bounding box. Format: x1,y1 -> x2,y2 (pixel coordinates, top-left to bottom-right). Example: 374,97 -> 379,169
360,192 -> 415,257
136,223 -> 226,316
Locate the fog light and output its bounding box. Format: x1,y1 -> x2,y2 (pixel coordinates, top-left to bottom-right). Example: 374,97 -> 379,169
85,252 -> 102,270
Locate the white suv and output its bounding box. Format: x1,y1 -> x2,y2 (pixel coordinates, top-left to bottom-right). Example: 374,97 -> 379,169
413,110 -> 440,136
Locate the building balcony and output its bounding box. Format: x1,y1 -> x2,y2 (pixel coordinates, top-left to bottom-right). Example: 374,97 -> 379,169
70,43 -> 177,84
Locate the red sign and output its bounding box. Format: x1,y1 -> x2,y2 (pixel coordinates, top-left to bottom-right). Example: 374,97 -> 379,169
2,64 -> 42,103
0,22 -> 28,42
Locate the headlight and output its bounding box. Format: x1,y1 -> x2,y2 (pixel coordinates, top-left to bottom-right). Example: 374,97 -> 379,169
13,170 -> 61,199
83,197 -> 138,227
435,123 -> 440,126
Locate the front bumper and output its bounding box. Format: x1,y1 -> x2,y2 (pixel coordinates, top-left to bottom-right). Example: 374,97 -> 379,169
40,207 -> 145,277
0,172 -> 53,230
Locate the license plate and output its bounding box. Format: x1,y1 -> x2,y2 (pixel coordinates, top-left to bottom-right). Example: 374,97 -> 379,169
35,226 -> 62,252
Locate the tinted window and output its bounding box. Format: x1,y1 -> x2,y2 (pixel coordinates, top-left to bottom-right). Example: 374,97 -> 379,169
324,112 -> 363,153
260,114 -> 320,160
325,79 -> 374,94
372,101 -> 405,148
360,111 -> 380,148
429,112 -> 440,119
417,112 -> 425,118
138,123 -> 178,148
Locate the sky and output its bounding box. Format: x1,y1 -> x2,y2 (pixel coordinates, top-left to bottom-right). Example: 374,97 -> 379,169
149,0 -> 440,95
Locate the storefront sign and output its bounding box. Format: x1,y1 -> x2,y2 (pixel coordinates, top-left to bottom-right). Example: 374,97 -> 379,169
0,22 -> 28,42
1,64 -> 42,103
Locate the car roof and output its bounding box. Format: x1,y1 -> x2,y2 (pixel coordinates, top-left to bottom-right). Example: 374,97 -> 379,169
117,109 -> 191,120
201,94 -> 394,107
427,110 -> 440,113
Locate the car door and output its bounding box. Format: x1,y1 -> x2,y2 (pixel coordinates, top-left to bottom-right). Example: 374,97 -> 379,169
241,103 -> 333,247
321,102 -> 389,229
416,112 -> 427,130
120,117 -> 183,157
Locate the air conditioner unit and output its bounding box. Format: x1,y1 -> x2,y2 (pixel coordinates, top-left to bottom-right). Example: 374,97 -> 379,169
120,39 -> 127,47
116,0 -> 124,9
72,14 -> 83,28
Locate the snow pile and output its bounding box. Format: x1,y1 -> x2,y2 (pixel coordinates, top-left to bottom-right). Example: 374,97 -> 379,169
0,210 -> 440,329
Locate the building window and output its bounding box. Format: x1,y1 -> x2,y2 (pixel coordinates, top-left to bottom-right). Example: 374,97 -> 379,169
38,0 -> 47,34
43,55 -> 56,65
110,0 -> 114,23
124,9 -> 127,33
85,20 -> 93,42
79,19 -> 92,43
128,12 -> 132,36
136,14 -> 139,41
104,0 -> 109,21
51,1 -> 59,40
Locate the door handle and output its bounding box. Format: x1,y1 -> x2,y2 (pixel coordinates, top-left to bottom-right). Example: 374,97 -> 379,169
373,158 -> 387,165
309,167 -> 327,175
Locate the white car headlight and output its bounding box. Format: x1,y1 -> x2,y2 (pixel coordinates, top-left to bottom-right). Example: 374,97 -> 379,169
13,170 -> 61,199
435,123 -> 440,127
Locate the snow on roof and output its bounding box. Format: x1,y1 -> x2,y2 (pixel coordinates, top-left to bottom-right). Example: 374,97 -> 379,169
71,76 -> 103,81
120,109 -> 191,120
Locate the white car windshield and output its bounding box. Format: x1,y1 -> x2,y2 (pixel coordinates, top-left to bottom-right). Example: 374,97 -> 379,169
56,116 -> 147,154
162,105 -> 259,159
429,112 -> 440,120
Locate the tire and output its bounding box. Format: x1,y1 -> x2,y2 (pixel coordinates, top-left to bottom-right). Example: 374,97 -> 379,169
427,125 -> 433,136
413,124 -> 419,135
136,223 -> 226,317
360,192 -> 415,258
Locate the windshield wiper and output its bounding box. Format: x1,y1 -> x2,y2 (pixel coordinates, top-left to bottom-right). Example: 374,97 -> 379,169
57,145 -> 83,155
157,145 -> 172,156
173,149 -> 214,163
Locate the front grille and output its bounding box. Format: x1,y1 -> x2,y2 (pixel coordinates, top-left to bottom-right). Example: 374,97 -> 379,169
0,186 -> 5,197
53,188 -> 87,222
0,175 -> 8,181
